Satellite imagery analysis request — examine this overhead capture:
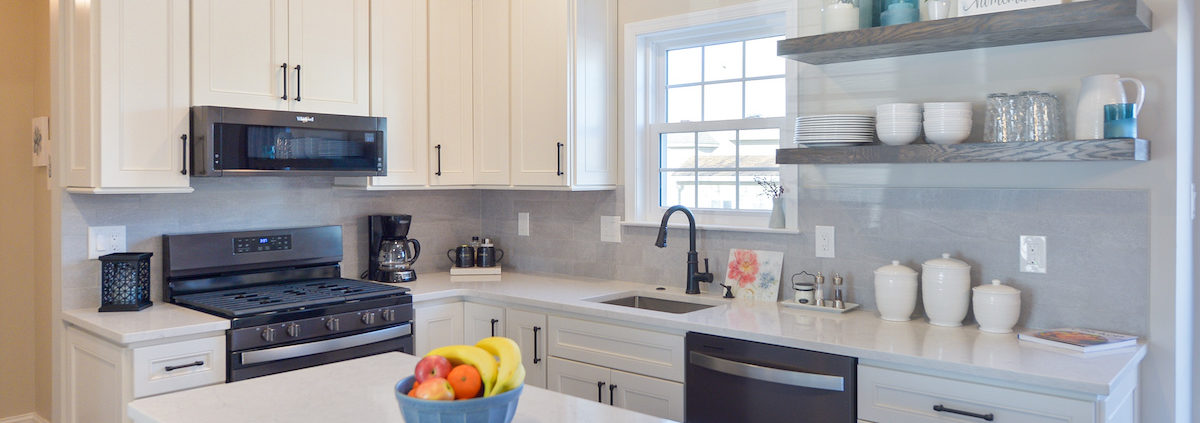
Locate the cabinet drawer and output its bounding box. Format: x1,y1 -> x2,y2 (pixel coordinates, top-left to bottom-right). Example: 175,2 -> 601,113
858,365 -> 1095,423
132,336 -> 225,398
548,316 -> 684,382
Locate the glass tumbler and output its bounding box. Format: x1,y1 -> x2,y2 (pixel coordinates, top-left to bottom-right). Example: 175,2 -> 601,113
1013,91 -> 1065,142
1103,103 -> 1137,138
985,93 -> 1012,143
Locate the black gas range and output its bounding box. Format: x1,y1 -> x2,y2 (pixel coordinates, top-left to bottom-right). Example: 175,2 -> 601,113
163,226 -> 413,382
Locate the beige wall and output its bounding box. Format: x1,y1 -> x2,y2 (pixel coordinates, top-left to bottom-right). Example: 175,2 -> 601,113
0,0 -> 51,419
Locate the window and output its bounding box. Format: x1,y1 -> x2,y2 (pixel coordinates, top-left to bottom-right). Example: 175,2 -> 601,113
626,2 -> 796,229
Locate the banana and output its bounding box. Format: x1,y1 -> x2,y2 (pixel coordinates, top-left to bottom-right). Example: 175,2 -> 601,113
426,345 -> 499,397
475,337 -> 524,396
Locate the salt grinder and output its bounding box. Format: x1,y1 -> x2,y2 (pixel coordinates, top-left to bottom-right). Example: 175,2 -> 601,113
815,272 -> 826,307
833,273 -> 845,309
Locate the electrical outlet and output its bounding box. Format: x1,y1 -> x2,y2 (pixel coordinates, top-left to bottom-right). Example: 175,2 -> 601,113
518,212 -> 530,236
815,225 -> 835,258
1020,235 -> 1047,273
88,226 -> 126,259
600,216 -> 621,243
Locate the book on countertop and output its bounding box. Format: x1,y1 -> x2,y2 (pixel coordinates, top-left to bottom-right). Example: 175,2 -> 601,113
1017,328 -> 1138,353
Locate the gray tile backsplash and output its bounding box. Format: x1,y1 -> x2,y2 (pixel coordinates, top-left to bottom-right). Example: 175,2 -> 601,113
62,179 -> 1149,336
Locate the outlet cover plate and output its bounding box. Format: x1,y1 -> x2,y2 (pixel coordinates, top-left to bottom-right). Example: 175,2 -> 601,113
88,225 -> 126,259
1020,235 -> 1047,273
815,225 -> 835,258
518,212 -> 530,236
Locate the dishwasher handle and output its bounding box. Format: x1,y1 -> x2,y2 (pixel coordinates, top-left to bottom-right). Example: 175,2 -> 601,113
688,351 -> 844,392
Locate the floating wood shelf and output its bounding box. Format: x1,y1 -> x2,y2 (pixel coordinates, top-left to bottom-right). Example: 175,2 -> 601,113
776,138 -> 1149,164
776,0 -> 1152,64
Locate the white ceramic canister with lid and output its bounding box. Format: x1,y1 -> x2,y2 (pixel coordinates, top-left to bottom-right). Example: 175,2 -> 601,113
874,260 -> 918,321
972,279 -> 1021,333
921,253 -> 971,327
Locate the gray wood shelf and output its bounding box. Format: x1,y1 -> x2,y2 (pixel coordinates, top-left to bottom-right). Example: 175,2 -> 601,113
775,138 -> 1149,164
777,0 -> 1152,64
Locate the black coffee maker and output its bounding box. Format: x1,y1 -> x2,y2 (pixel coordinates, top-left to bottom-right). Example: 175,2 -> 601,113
368,215 -> 421,283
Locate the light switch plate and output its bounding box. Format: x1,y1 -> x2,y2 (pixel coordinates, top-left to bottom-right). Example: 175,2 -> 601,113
1020,235 -> 1047,273
815,225 -> 835,258
518,212 -> 530,236
88,225 -> 126,259
600,216 -> 621,243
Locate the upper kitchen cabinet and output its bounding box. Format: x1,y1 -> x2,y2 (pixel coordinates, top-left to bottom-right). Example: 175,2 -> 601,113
428,0 -> 478,186
192,0 -> 370,116
508,0 -> 616,189
62,0 -> 193,194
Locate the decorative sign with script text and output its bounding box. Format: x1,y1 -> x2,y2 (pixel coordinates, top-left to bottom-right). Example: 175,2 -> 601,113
958,0 -> 1062,17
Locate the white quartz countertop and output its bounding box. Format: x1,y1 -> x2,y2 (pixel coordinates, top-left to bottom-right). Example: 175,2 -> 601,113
63,303 -> 229,345
127,352 -> 669,423
409,271 -> 1145,397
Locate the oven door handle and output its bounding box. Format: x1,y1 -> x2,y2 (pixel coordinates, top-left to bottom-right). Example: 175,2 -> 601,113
240,324 -> 412,366
688,351 -> 844,392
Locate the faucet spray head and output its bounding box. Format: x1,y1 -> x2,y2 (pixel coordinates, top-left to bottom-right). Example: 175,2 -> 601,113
654,227 -> 668,248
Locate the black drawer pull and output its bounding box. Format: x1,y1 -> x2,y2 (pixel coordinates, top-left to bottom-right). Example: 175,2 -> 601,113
933,404 -> 994,421
490,319 -> 499,337
532,326 -> 541,364
180,134 -> 188,175
280,63 -> 288,100
435,144 -> 442,176
596,381 -> 605,402
556,142 -> 564,176
293,64 -> 302,101
608,384 -> 617,405
164,361 -> 204,372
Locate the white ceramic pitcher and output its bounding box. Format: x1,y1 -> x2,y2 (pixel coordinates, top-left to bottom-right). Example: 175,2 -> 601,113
1074,74 -> 1145,139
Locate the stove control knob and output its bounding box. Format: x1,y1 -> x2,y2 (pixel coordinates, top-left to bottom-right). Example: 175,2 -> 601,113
361,312 -> 376,325
382,309 -> 396,322
325,318 -> 340,332
261,327 -> 276,342
286,323 -> 301,338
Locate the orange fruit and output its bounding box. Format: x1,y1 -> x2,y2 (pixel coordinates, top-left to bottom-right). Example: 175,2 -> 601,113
447,365 -> 482,399
408,381 -> 420,397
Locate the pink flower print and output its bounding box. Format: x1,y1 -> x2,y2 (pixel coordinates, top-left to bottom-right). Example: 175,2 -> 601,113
726,250 -> 760,287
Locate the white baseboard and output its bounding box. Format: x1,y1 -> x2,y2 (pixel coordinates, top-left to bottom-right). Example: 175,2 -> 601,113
0,413 -> 49,423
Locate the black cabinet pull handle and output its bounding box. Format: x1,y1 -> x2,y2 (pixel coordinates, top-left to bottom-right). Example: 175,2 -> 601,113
435,144 -> 442,176
933,404 -> 994,421
280,63 -> 288,100
293,64 -> 302,101
165,361 -> 204,372
532,326 -> 541,364
490,319 -> 499,337
179,134 -> 188,175
596,381 -> 605,402
556,142 -> 564,176
608,384 -> 617,405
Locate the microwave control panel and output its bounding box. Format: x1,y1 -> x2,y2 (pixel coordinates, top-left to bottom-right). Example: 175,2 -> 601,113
234,234 -> 293,254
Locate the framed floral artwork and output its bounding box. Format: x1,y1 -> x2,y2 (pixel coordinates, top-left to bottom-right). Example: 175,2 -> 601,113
724,249 -> 785,301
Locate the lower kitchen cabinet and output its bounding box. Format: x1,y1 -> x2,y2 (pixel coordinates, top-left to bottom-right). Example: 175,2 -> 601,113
463,302 -> 506,343
505,307 -> 548,388
65,325 -> 225,423
413,301 -> 465,356
548,356 -> 684,422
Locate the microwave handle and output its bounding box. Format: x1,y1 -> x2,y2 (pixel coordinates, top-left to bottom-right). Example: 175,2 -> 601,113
688,351 -> 844,392
180,134 -> 188,175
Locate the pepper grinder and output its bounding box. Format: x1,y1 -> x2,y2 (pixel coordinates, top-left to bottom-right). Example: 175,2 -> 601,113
833,273 -> 845,309
815,272 -> 826,307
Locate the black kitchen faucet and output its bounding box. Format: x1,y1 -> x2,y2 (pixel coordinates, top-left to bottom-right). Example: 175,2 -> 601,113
655,205 -> 714,294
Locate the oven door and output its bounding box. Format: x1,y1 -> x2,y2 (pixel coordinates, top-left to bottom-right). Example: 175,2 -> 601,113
228,323 -> 412,382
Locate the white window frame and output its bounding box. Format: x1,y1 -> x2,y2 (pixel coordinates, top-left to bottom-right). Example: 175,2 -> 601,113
624,1 -> 799,232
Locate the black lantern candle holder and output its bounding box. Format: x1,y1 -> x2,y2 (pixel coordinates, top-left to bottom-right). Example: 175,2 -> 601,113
99,252 -> 153,312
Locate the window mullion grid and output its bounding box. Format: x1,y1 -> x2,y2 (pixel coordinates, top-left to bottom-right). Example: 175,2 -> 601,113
665,74 -> 783,90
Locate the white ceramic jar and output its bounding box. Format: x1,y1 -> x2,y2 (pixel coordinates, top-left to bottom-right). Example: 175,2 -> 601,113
972,279 -> 1021,333
921,253 -> 971,327
874,260 -> 918,321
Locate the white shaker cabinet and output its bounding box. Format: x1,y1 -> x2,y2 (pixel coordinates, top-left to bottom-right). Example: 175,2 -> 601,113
504,308 -> 548,388
463,302 -> 506,343
428,0 -> 477,186
62,0 -> 192,194
508,0 -> 616,189
413,301 -> 465,356
192,0 -> 370,116
547,356 -> 685,422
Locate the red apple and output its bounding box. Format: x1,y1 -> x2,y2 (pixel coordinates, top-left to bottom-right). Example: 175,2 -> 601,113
412,377 -> 455,401
414,355 -> 452,383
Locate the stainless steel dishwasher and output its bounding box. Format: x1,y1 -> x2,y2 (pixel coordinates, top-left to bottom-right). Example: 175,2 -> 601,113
685,332 -> 856,422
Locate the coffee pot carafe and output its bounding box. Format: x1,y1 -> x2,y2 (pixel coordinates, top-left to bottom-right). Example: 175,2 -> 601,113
1075,74 -> 1144,139
368,215 -> 422,283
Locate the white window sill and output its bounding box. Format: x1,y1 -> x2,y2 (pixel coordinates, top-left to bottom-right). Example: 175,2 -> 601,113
620,220 -> 800,235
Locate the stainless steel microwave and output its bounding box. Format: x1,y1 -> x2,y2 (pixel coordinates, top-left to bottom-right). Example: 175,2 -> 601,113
190,106 -> 386,177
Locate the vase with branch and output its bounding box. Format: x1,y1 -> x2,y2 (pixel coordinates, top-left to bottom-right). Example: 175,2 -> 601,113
756,177 -> 786,229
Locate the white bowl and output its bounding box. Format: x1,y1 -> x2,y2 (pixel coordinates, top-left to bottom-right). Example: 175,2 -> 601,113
925,131 -> 971,145
878,132 -> 920,145
924,110 -> 972,117
876,103 -> 921,114
878,113 -> 923,120
924,123 -> 972,131
923,102 -> 972,110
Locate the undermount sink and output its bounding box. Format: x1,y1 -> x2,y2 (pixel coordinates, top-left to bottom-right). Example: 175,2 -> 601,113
597,295 -> 716,314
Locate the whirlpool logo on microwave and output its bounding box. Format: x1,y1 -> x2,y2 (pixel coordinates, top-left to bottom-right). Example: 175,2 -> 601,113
296,116 -> 315,123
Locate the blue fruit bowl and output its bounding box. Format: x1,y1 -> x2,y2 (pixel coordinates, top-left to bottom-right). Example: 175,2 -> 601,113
395,376 -> 522,423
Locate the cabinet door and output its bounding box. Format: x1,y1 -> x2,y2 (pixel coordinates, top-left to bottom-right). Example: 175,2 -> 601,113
504,308 -> 548,388
65,326 -> 127,423
362,0 -> 429,187
471,0 -> 512,186
611,368 -> 684,422
547,357 -> 610,404
428,0 -> 475,185
509,0 -> 569,186
414,302 -> 464,356
287,0 -> 370,115
463,303 -> 505,344
569,0 -> 617,187
92,0 -> 191,190
192,0 -> 289,110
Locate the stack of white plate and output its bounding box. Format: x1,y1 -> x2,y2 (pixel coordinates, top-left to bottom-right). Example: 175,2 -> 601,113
793,114 -> 876,147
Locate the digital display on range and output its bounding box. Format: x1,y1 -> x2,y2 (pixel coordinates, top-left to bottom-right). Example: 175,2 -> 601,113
234,234 -> 292,254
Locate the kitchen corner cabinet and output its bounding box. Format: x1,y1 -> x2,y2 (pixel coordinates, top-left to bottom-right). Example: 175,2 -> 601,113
504,308 -> 549,388
413,301 -> 465,356
62,0 -> 192,194
191,0 -> 370,116
64,325 -> 225,423
464,302 -> 506,342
